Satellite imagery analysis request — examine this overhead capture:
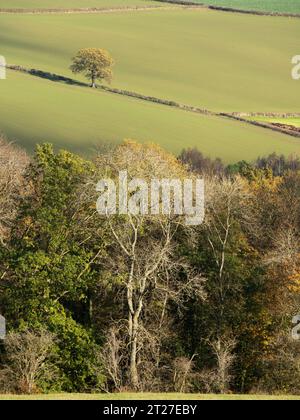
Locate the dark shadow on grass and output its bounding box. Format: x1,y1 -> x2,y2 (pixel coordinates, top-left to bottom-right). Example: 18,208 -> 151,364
8,64 -> 87,88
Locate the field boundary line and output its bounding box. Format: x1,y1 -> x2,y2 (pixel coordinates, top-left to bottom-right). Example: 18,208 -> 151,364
220,113 -> 300,139
0,1 -> 299,17
0,5 -> 184,15
5,64 -> 300,139
152,0 -> 300,18
6,64 -> 213,115
231,112 -> 300,118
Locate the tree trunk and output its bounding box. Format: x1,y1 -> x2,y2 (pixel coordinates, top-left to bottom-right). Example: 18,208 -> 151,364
128,299 -> 141,390
130,320 -> 139,389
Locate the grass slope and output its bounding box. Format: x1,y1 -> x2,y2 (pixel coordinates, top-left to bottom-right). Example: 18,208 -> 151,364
0,9 -> 298,112
1,0 -> 299,14
0,0 -> 159,9
191,0 -> 300,14
1,71 -> 299,162
0,392 -> 300,400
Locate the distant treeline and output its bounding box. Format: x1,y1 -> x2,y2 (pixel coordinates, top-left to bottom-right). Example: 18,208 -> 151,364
179,147 -> 300,176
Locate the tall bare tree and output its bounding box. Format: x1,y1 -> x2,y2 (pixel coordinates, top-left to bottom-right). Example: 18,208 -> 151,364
203,176 -> 250,332
0,137 -> 29,245
81,141 -> 205,390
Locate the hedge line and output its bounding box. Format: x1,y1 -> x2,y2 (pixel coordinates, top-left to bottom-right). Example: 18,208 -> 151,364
208,5 -> 300,18
7,64 -> 299,139
151,0 -> 201,5
152,0 -> 300,18
221,113 -> 300,139
231,112 -> 300,118
1,2 -> 300,17
7,65 -> 86,86
0,5 -> 164,14
7,64 -> 212,115
99,85 -> 212,115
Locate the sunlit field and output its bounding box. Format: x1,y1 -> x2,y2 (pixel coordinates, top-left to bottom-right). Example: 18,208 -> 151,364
0,0 -> 160,9
192,0 -> 300,14
0,9 -> 298,113
1,70 -> 299,162
0,5 -> 299,160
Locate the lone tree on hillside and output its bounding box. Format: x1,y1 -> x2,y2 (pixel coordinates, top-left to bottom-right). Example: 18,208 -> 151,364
70,48 -> 114,88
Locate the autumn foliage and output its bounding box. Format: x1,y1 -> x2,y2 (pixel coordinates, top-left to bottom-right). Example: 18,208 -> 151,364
0,139 -> 300,394
70,48 -> 114,87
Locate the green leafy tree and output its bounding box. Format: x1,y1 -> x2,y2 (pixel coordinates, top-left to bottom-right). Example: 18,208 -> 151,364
179,177 -> 269,393
70,48 -> 114,88
0,144 -> 105,392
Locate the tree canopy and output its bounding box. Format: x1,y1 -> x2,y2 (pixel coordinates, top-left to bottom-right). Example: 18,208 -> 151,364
0,139 -> 300,394
70,48 -> 114,88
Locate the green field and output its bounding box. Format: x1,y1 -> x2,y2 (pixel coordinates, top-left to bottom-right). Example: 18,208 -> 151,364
0,392 -> 299,400
249,116 -> 300,127
0,9 -> 299,113
0,7 -> 299,160
193,0 -> 300,14
1,0 -> 299,14
1,70 -> 299,162
0,0 -> 159,9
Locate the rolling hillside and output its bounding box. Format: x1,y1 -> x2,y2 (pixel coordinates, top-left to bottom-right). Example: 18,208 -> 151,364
1,70 -> 299,162
0,5 -> 299,160
0,9 -> 298,113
